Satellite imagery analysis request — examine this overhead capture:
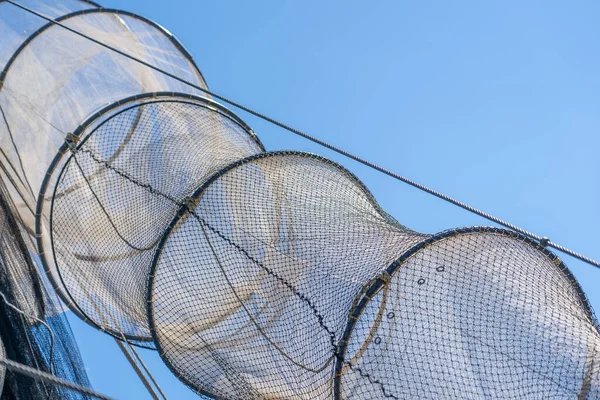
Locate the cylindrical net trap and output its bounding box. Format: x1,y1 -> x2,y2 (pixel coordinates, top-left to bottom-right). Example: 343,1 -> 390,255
147,151 -> 600,399
39,94 -> 264,343
335,227 -> 600,399
0,2 -> 597,399
0,4 -> 213,340
148,151 -> 427,399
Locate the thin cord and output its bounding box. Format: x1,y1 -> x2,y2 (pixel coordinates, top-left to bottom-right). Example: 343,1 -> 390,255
71,154 -> 155,252
5,0 -> 599,271
123,337 -> 169,400
114,339 -> 163,400
0,357 -> 114,400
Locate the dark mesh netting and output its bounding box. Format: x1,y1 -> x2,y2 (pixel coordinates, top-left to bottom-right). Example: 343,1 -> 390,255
148,152 -> 427,399
49,97 -> 264,343
0,183 -> 92,399
144,151 -> 600,399
337,227 -> 600,400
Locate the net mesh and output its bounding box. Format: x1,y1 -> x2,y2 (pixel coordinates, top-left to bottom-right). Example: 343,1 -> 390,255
51,98 -> 263,342
338,228 -> 600,400
149,152 -> 427,399
0,182 -> 92,399
0,2 -> 598,399
142,151 -> 599,399
0,8 -> 208,241
0,0 -> 97,68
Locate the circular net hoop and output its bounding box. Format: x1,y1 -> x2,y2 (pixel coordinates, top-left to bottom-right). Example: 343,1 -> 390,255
48,96 -> 263,343
336,227 -> 600,400
148,151 -> 426,399
1,9 -> 208,237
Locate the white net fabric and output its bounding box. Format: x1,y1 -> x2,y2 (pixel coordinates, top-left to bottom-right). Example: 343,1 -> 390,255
0,2 -> 598,400
0,9 -> 207,241
0,0 -> 97,68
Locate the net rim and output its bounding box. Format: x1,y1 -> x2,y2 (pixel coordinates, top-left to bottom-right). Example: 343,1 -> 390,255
36,92 -> 262,346
0,0 -> 102,7
332,225 -> 599,400
0,7 -> 208,92
146,150 -> 400,398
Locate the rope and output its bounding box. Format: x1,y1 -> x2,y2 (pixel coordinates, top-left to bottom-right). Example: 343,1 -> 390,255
114,339 -> 164,400
5,3 -> 599,271
0,357 -> 114,400
125,341 -> 169,400
82,145 -> 399,397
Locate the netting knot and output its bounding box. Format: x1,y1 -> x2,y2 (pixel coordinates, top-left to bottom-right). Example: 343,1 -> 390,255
378,270 -> 392,285
65,132 -> 79,153
183,196 -> 198,212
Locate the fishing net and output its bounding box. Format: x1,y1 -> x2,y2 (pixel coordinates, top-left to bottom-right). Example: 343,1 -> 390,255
337,227 -> 600,400
0,182 -> 92,399
0,1 -> 215,344
49,96 -> 263,343
147,151 -> 600,399
0,7 -> 208,247
148,152 -> 427,399
0,0 -> 98,68
1,2 -> 599,400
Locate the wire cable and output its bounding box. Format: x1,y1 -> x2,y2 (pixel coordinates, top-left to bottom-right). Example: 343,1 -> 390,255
5,0 -> 599,271
0,357 -> 114,400
125,341 -> 169,400
114,339 -> 163,400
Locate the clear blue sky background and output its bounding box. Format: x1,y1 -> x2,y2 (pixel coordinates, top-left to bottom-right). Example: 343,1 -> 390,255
63,1 -> 600,398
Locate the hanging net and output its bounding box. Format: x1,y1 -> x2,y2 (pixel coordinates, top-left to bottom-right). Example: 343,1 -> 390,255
148,151 -> 428,398
337,227 -> 600,400
48,96 -> 263,343
0,182 -> 93,399
0,1 -> 598,399
144,152 -> 600,399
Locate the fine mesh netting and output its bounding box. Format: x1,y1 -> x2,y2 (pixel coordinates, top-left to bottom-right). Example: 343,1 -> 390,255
0,7 -> 207,243
50,97 -> 263,342
0,0 -> 97,67
144,151 -> 600,399
148,152 -> 427,399
0,182 -> 92,399
0,2 -> 598,399
337,228 -> 600,400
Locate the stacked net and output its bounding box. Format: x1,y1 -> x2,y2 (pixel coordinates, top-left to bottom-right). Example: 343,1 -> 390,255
148,152 -> 427,399
146,151 -> 600,399
0,2 -> 598,400
0,182 -> 92,399
0,5 -> 207,254
48,96 -> 263,343
337,227 -> 600,399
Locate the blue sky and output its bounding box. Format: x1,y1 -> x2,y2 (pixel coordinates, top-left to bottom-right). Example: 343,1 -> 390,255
65,1 -> 600,398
